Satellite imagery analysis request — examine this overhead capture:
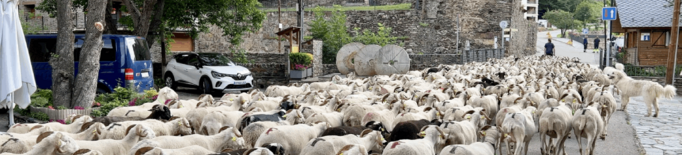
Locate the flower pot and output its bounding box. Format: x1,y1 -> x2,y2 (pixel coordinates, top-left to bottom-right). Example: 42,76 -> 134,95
307,68 -> 313,77
290,70 -> 306,79
29,106 -> 98,121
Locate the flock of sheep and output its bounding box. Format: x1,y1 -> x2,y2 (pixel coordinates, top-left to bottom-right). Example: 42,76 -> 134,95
0,55 -> 677,155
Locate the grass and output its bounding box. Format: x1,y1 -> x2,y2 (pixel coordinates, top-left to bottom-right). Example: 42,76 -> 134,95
260,3 -> 411,12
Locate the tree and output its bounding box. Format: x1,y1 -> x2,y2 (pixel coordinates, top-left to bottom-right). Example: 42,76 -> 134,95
539,0 -> 582,13
310,6 -> 352,64
49,0 -> 75,108
574,1 -> 601,27
72,0 -> 107,108
543,10 -> 579,37
48,0 -> 107,109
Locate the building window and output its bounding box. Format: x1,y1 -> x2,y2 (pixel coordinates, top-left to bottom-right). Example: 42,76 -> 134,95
24,5 -> 36,19
641,32 -> 651,41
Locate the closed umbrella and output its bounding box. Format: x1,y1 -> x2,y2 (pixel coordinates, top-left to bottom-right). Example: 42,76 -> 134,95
0,0 -> 37,127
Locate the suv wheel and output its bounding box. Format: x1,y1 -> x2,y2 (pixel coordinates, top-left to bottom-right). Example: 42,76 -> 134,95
199,78 -> 212,94
165,73 -> 178,89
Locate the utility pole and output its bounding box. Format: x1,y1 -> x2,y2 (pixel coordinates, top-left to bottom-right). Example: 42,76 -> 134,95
666,0 -> 681,84
277,0 -> 282,53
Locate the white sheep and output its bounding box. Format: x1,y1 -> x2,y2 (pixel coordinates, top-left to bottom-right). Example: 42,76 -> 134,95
61,122 -> 105,141
8,115 -> 92,134
304,112 -> 344,127
0,132 -> 80,155
74,124 -> 156,155
200,111 -> 246,135
128,126 -> 245,154
254,123 -> 329,155
186,104 -> 242,132
381,125 -> 447,155
439,120 -> 477,146
99,117 -> 192,139
0,126 -> 54,154
300,129 -> 385,155
500,111 -> 536,155
242,121 -> 291,148
335,144 -> 369,155
438,126 -> 499,155
132,145 -> 216,155
591,85 -> 617,139
538,104 -> 573,155
571,106 -> 605,155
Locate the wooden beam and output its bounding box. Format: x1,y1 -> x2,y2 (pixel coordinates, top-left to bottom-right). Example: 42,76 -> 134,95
666,0 -> 681,84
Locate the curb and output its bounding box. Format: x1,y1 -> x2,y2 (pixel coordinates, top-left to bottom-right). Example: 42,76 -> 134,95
620,98 -> 647,155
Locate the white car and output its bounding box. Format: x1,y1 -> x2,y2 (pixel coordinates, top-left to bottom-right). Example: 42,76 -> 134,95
164,53 -> 253,94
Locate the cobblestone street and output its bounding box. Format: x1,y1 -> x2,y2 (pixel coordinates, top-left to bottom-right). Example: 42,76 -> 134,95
625,96 -> 682,155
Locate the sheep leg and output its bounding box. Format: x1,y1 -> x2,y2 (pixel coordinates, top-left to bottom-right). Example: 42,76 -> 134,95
619,96 -> 629,111
576,130 -> 583,155
589,135 -> 598,155
558,133 -> 570,155
523,138 -> 531,155
653,98 -> 659,118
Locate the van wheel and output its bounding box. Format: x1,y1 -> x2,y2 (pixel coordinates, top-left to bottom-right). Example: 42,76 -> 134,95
199,78 -> 212,94
165,73 -> 177,89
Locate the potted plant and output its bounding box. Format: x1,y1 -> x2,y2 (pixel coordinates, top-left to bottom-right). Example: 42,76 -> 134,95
289,53 -> 308,79
307,65 -> 313,77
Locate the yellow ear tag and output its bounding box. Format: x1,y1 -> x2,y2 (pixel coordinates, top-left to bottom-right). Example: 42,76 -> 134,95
58,141 -> 62,146
432,77 -> 435,80
230,98 -> 234,101
572,99 -> 576,103
436,112 -> 441,116
369,87 -> 372,90
179,104 -> 182,108
482,131 -> 486,136
504,134 -> 508,138
447,83 -> 451,85
414,95 -> 418,98
92,129 -> 97,133
466,115 -> 471,119
480,116 -> 485,119
340,153 -> 343,155
282,115 -> 287,118
532,110 -> 536,114
602,105 -> 606,107
178,122 -> 182,127
381,128 -> 385,132
232,137 -> 237,141
561,99 -> 565,102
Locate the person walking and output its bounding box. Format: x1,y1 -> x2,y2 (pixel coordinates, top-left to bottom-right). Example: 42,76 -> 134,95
545,39 -> 555,56
583,37 -> 588,52
594,37 -> 601,53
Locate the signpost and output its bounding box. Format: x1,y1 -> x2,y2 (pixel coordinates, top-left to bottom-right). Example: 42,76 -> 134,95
500,21 -> 508,49
583,28 -> 589,35
602,7 -> 617,20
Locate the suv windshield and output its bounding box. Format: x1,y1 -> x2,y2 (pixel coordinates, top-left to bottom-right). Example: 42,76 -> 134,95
198,53 -> 234,66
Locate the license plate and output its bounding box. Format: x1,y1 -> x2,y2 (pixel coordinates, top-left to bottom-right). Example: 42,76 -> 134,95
141,72 -> 149,78
234,81 -> 246,85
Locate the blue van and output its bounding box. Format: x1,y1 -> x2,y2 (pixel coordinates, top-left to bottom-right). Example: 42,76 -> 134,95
26,34 -> 154,93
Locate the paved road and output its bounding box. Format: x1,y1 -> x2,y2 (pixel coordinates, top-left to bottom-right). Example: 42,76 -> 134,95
537,30 -> 601,66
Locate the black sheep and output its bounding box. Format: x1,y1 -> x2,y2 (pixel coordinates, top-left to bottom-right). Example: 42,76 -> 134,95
238,110 -> 286,132
388,119 -> 440,142
426,68 -> 439,74
92,105 -> 171,126
321,126 -> 368,136
218,143 -> 285,155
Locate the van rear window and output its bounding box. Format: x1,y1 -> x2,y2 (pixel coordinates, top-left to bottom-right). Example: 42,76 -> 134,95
126,38 -> 151,61
74,39 -> 117,61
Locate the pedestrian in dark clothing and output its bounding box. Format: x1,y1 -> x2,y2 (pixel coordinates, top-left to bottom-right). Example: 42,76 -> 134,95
545,39 -> 555,56
583,37 -> 588,52
594,37 -> 601,53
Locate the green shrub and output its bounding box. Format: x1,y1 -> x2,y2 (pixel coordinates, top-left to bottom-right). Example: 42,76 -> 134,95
230,48 -> 252,64
352,23 -> 398,46
154,78 -> 166,89
310,6 -> 352,64
91,98 -> 127,117
29,112 -> 49,121
289,53 -> 312,65
30,89 -> 53,108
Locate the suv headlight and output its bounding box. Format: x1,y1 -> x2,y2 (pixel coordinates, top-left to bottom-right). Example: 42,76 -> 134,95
211,71 -> 229,78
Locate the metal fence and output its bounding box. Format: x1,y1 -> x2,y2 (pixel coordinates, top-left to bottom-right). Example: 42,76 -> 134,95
623,64 -> 682,77
461,48 -> 505,64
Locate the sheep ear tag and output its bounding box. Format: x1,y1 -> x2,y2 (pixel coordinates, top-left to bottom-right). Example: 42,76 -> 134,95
419,131 -> 426,137
178,121 -> 182,127
230,98 -> 234,101
481,131 -> 486,136
282,115 -> 287,118
466,115 -> 471,120
504,133 -> 508,138
232,137 -> 237,141
572,99 -> 576,103
561,99 -> 565,102
436,112 -> 441,116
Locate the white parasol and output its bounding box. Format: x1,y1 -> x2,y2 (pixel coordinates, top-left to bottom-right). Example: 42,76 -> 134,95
0,0 -> 37,127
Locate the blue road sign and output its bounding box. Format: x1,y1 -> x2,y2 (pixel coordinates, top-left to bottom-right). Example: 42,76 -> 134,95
602,7 -> 617,20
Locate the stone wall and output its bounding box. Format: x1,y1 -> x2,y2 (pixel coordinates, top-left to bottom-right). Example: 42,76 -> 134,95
631,77 -> 682,95
409,54 -> 461,70
508,0 -> 537,56
258,0 -> 412,8
323,64 -> 341,75
237,63 -> 288,88
194,0 -> 514,56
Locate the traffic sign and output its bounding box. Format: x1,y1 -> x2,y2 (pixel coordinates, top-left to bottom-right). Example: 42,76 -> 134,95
583,28 -> 589,34
602,7 -> 617,20
500,21 -> 508,28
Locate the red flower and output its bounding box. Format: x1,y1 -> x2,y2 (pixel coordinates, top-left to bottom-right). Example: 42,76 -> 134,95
48,106 -> 54,110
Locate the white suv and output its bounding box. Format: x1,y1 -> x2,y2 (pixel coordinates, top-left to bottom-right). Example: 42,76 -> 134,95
164,53 -> 253,94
